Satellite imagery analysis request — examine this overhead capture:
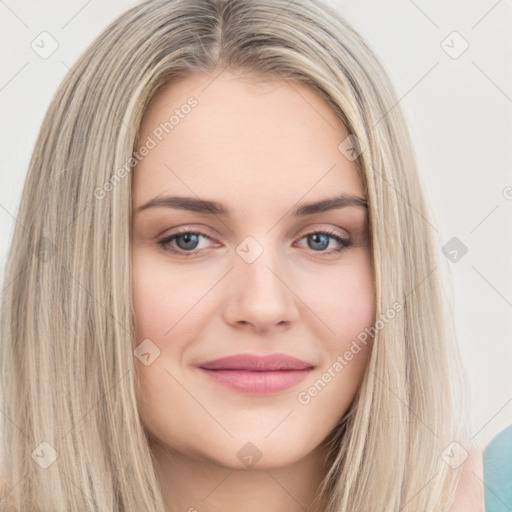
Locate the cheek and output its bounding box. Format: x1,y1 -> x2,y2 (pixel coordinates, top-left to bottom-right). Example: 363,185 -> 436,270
296,271 -> 375,426
310,258 -> 375,400
131,249 -> 206,342
131,253 -> 195,441
310,257 -> 375,345
291,257 -> 375,414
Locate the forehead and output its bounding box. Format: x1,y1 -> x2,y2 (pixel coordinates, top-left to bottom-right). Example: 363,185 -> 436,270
132,71 -> 364,207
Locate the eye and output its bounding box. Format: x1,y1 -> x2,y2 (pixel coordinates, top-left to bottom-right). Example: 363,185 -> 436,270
157,228 -> 353,257
157,230 -> 216,257
295,230 -> 354,255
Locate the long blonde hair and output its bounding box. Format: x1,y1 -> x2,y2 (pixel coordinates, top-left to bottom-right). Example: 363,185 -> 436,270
0,0 -> 471,510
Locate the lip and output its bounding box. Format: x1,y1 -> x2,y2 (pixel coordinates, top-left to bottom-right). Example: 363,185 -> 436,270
196,353 -> 315,394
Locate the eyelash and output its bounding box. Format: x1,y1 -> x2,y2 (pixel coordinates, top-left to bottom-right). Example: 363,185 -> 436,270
157,228 -> 354,258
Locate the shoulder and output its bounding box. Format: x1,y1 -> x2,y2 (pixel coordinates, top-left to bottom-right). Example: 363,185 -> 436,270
481,425 -> 512,510
450,446 -> 485,512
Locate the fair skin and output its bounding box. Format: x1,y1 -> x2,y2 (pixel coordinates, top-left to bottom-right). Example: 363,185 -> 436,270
452,447 -> 485,512
130,70 -> 483,511
131,70 -> 374,512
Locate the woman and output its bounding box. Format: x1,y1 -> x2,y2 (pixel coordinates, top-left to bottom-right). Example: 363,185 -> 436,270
0,0 -> 483,510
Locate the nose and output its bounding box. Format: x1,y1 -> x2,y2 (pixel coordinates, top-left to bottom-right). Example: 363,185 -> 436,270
222,243 -> 300,334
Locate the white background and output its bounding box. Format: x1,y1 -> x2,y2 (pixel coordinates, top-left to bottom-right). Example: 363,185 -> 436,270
0,0 -> 511,448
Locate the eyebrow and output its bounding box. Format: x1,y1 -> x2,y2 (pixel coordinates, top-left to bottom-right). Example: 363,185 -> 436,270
135,193 -> 368,216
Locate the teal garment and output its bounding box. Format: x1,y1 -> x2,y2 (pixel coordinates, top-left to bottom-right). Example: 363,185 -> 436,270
483,424 -> 512,511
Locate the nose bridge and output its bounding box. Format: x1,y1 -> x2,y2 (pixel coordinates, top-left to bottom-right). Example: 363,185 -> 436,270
235,234 -> 287,297
223,234 -> 298,330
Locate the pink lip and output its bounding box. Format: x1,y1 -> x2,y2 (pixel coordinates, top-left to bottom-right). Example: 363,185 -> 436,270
196,353 -> 314,394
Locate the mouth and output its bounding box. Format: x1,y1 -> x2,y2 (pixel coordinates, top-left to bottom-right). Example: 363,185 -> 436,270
196,353 -> 315,394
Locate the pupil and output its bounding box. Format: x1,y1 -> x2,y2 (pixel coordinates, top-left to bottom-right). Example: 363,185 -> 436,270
309,233 -> 329,251
177,233 -> 199,250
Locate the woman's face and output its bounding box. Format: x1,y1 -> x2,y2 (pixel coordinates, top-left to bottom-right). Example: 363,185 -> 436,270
131,70 -> 375,470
